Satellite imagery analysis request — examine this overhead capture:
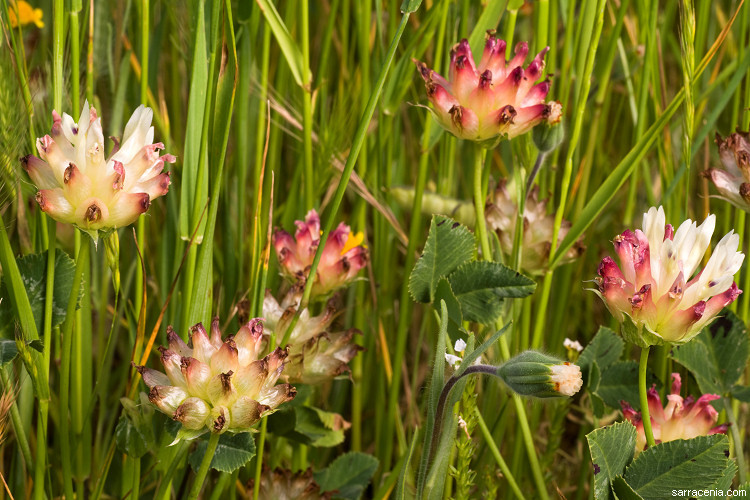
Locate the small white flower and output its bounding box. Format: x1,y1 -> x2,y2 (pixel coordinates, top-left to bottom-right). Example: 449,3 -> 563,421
563,338 -> 583,353
457,415 -> 471,439
445,354 -> 462,368
454,339 -> 467,353
549,363 -> 583,397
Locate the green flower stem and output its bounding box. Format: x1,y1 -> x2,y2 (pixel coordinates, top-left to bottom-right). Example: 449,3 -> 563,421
638,346 -> 656,448
473,407 -> 526,500
187,432 -> 220,500
131,457 -> 141,500
59,239 -> 91,500
252,417 -> 268,500
473,147 -> 490,259
723,396 -> 746,484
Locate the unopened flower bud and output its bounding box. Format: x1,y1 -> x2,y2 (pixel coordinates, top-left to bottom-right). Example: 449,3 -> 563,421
496,351 -> 582,398
532,116 -> 564,153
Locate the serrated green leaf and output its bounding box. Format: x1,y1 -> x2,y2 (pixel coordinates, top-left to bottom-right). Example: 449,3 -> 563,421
709,459 -> 737,492
578,327 -> 624,380
0,249 -> 80,336
409,216 -> 475,303
731,385 -> 750,402
315,452 -> 379,500
671,312 -> 748,396
268,406 -> 348,448
115,414 -> 149,459
188,432 -> 256,473
294,406 -> 347,447
611,476 -> 643,500
433,277 -> 462,327
587,422 -> 637,500
595,361 -> 657,411
589,362 -> 606,418
447,261 -> 535,324
0,339 -> 18,364
622,435 -> 729,498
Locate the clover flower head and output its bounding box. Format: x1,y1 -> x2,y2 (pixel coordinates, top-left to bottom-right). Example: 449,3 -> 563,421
23,102 -> 174,241
486,178 -> 584,274
415,32 -> 562,146
137,317 -> 295,442
263,287 -> 362,384
273,209 -> 367,296
705,130 -> 750,212
595,206 -> 744,345
621,373 -> 727,452
247,467 -> 332,500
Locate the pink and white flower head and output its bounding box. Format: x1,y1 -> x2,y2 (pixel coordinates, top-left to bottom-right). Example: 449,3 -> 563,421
705,130 -> 750,212
136,317 -> 296,443
595,206 -> 744,346
272,209 -> 367,296
621,373 -> 727,452
486,178 -> 584,275
247,467 -> 332,500
263,287 -> 362,385
415,32 -> 562,147
23,101 -> 175,241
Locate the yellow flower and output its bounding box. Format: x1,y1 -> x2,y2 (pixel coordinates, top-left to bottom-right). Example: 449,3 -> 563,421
8,1 -> 44,29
